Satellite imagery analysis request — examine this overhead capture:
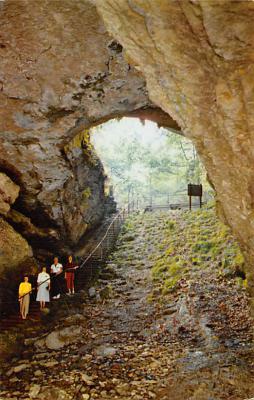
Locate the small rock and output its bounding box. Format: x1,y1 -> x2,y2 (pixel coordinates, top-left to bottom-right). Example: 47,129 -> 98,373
80,373 -> 94,386
64,314 -> 86,326
38,387 -> 73,400
9,377 -> 19,383
94,345 -> 117,357
6,367 -> 14,377
88,287 -> 96,298
34,370 -> 43,377
29,384 -> 41,399
115,383 -> 130,396
96,293 -> 101,302
34,352 -> 50,359
81,395 -> 90,400
40,361 -> 58,368
13,364 -> 30,373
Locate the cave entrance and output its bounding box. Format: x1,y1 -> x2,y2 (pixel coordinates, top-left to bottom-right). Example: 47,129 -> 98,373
90,117 -> 213,211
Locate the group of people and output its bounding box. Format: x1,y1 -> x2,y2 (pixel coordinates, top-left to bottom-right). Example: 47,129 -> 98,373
18,255 -> 79,319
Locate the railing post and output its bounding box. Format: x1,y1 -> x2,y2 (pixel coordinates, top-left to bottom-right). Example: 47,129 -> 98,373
105,235 -> 108,255
100,244 -> 103,260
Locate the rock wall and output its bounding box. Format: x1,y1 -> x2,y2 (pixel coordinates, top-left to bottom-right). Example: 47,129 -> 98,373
0,0 -> 178,271
0,173 -> 33,315
97,0 -> 254,294
0,174 -> 32,273
4,0 -> 254,303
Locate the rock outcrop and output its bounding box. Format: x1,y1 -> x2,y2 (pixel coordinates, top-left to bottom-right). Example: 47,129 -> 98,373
0,172 -> 34,312
0,173 -> 19,216
1,0 -> 254,300
0,218 -> 32,275
0,0 -> 177,264
97,0 -> 254,294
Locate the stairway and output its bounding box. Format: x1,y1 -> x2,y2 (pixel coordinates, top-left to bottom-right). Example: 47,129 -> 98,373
0,302 -> 41,333
0,209 -> 126,333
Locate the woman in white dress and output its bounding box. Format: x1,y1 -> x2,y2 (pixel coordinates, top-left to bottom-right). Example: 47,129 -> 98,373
36,267 -> 50,309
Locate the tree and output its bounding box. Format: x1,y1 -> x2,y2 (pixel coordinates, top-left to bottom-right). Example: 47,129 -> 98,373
91,119 -> 213,206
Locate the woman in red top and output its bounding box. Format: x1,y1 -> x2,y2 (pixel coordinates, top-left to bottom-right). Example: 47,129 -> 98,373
65,255 -> 78,295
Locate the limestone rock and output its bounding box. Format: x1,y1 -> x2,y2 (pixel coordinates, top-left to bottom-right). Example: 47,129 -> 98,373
2,0 -> 254,299
97,0 -> 254,291
0,0 -> 177,264
39,361 -> 58,368
88,287 -> 96,298
13,363 -> 30,373
0,218 -> 32,273
38,387 -> 73,400
0,216 -> 34,315
81,395 -> 90,400
29,384 -> 41,399
0,0 -> 178,307
34,370 -> 43,377
94,344 -> 117,357
35,326 -> 83,350
0,173 -> 19,216
63,313 -> 87,326
115,383 -> 130,396
80,373 -> 95,386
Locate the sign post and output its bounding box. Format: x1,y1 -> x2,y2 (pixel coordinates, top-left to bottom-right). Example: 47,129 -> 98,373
187,184 -> 203,210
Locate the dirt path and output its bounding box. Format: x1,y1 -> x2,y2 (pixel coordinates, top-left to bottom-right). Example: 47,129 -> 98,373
1,210 -> 254,400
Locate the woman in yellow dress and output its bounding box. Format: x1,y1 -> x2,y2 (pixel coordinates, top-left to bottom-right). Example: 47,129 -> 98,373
18,275 -> 32,319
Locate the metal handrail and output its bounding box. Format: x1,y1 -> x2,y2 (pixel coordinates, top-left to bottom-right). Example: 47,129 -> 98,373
17,204 -> 132,303
78,207 -> 125,269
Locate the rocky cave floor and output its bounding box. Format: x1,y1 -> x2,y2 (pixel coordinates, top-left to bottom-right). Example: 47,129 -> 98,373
1,209 -> 254,400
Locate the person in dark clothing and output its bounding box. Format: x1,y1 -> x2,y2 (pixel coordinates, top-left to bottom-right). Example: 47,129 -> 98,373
65,255 -> 78,295
50,257 -> 63,299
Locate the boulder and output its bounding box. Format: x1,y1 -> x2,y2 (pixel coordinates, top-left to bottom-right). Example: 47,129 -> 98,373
0,217 -> 34,316
97,0 -> 254,291
0,0 -> 175,263
0,173 -> 19,216
35,326 -> 83,350
0,218 -> 32,275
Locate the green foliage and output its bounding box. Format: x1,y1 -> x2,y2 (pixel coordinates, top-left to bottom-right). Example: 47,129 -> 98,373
162,275 -> 182,294
65,129 -> 99,166
82,188 -> 91,201
91,118 -> 213,206
110,205 -> 245,301
152,255 -> 187,293
148,206 -> 245,296
164,220 -> 176,230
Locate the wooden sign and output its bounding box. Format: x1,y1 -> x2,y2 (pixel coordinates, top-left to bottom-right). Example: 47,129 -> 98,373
188,184 -> 202,210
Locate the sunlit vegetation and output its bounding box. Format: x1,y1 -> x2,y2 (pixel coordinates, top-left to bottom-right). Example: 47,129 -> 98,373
112,205 -> 246,298
150,206 -> 246,294
91,118 -> 213,206
65,129 -> 100,166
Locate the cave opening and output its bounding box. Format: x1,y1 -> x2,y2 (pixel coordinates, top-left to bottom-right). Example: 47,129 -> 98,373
90,117 -> 213,210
